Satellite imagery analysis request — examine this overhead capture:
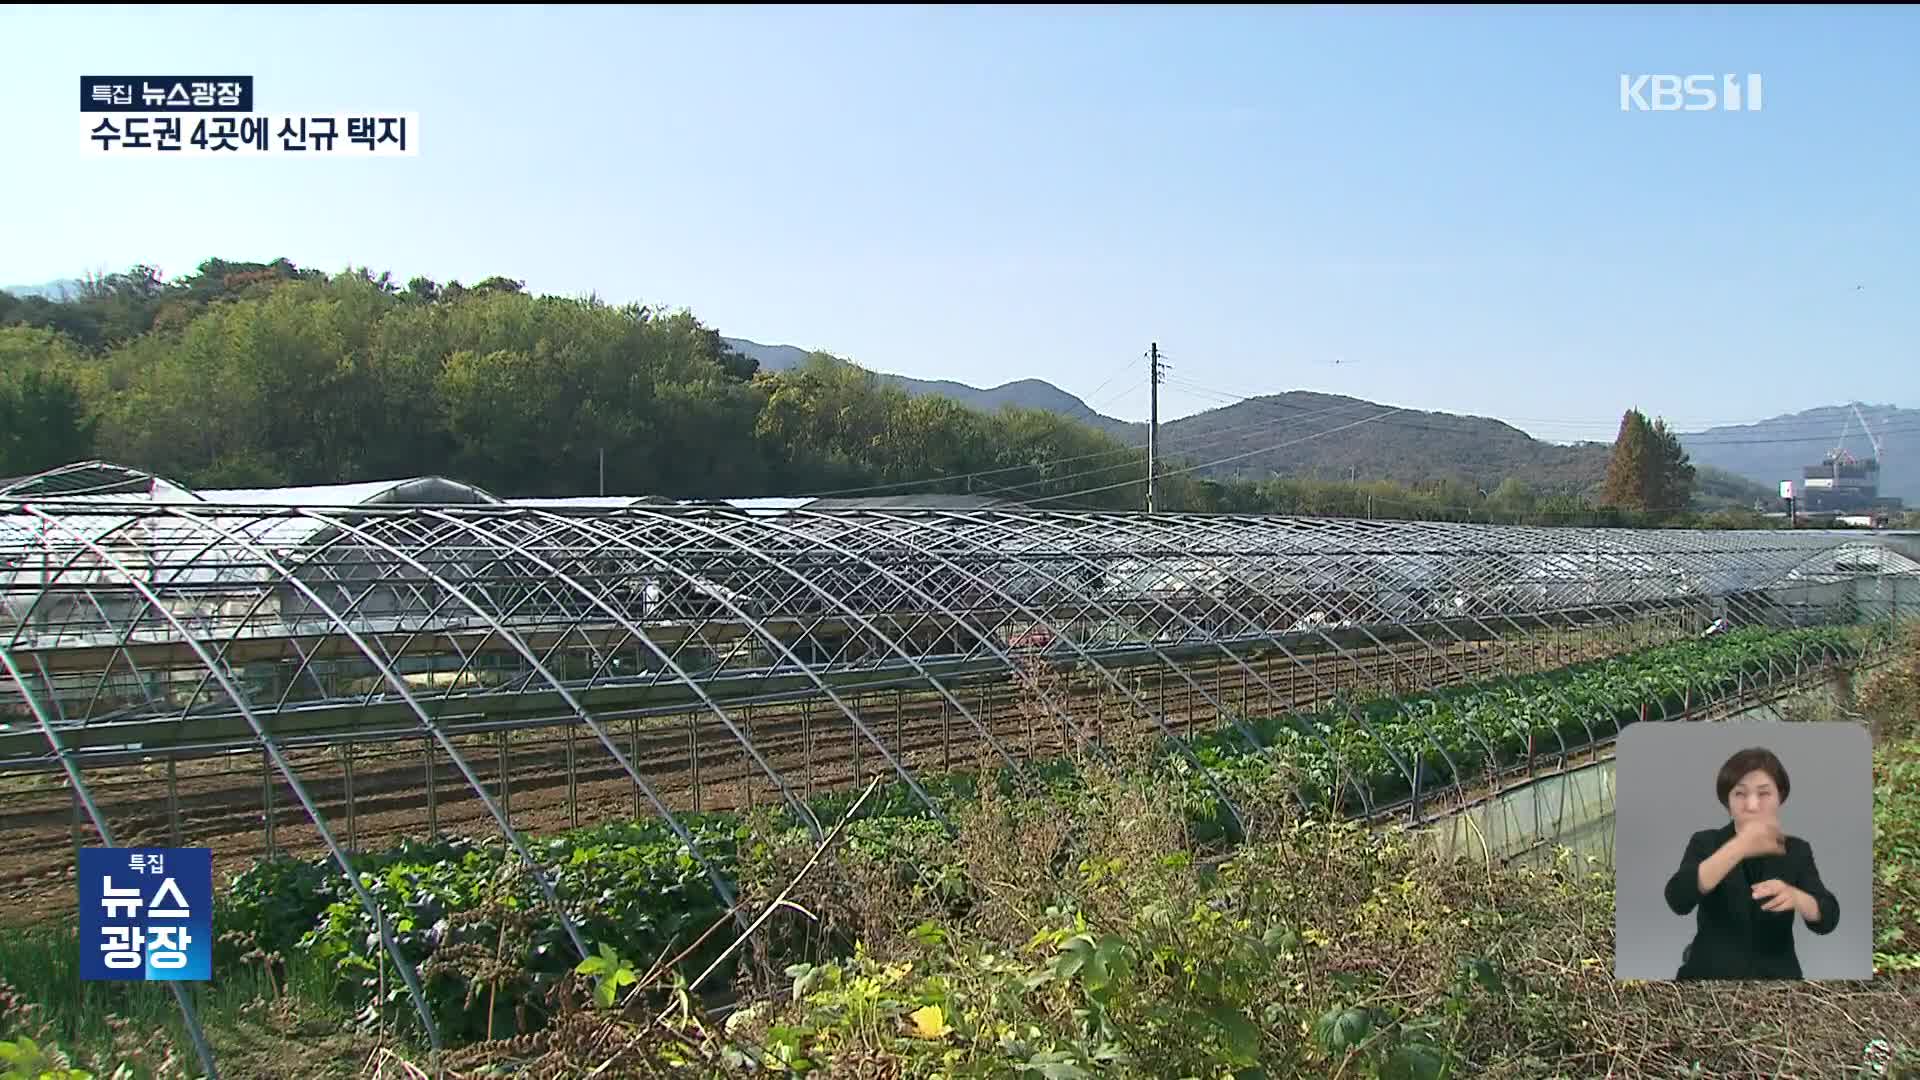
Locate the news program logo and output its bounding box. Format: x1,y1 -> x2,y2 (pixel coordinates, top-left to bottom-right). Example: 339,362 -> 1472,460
78,847 -> 213,981
81,76 -> 252,112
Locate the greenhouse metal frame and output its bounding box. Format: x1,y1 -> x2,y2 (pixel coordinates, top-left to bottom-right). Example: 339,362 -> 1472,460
4,463 -> 1918,1071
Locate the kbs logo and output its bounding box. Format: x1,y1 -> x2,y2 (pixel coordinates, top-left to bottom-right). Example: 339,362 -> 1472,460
1619,74 -> 1764,112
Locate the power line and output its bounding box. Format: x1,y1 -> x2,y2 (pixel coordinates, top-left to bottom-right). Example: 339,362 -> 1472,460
813,380 -> 1693,508
786,361 -> 1912,504
1148,386 -> 1415,448
789,378 -> 1385,501
1162,376 -> 1920,448
1010,408 -> 1409,507
1162,379 -> 1591,445
1151,400 -> 1403,464
1500,405 -> 1913,435
983,415 -> 1878,522
1521,421 -> 1908,444
1017,460 -> 1802,525
1078,353 -> 1144,413
963,396 -> 1402,501
1160,375 -> 1912,441
1494,407 -> 1901,429
1665,427 -> 1920,447
786,429 -> 1141,500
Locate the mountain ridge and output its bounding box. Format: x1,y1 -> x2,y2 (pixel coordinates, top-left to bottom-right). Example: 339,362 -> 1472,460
0,291 -> 1891,503
1678,402 -> 1917,504
722,336 -> 1903,505
2,279 -> 83,302
721,337 -> 1134,436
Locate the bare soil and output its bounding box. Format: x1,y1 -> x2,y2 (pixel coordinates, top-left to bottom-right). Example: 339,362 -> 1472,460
0,633 -> 1619,924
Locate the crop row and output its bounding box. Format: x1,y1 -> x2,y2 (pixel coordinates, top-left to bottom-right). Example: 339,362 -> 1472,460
1185,623 -> 1863,822
220,623 -> 1870,1044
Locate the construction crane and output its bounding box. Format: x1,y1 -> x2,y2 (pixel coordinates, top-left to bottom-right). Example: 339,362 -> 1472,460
1825,402 -> 1884,469
1851,402 -> 1886,464
1830,407 -> 1858,468
1823,402 -> 1893,528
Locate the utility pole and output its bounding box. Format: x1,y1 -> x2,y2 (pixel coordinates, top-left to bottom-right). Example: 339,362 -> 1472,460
1147,342 -> 1161,513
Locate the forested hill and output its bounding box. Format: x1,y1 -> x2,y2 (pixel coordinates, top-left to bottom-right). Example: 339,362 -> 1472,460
0,260 -> 1765,525
1680,403 -> 1920,504
726,339 -> 1773,505
1149,391 -> 1607,492
0,262 -> 1153,506
724,336 -> 1134,438
726,337 -> 1614,489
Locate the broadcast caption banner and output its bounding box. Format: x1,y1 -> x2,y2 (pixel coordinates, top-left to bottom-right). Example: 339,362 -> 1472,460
83,114 -> 419,155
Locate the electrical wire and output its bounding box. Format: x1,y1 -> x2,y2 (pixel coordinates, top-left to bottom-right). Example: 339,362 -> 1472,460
1164,376 -> 1920,447
1010,408 -> 1409,507
962,397 -> 1405,501
788,382 -> 1382,500
781,359 -> 1909,505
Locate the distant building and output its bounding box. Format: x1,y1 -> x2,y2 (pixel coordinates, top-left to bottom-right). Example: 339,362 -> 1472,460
1799,452 -> 1904,515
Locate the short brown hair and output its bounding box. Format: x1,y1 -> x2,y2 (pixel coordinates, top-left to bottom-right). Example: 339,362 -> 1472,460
1716,747 -> 1790,808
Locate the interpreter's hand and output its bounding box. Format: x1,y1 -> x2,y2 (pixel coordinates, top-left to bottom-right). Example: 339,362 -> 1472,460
1735,818 -> 1787,859
1751,878 -> 1811,917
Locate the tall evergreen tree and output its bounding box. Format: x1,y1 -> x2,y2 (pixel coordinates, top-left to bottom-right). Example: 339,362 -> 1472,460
1603,409 -> 1655,510
1603,408 -> 1695,515
1647,416 -> 1696,512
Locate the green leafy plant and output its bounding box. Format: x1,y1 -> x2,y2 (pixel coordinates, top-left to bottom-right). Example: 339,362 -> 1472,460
199,624 -> 1876,1051
574,943 -> 638,1009
0,1037 -> 96,1080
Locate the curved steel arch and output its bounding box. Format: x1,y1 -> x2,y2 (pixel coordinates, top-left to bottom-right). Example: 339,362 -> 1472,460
0,461 -> 179,499
442,507 -> 825,836
816,507 -> 1258,834
201,504 -> 766,925
3,496 -> 1914,1079
5,504 -> 449,1051
0,644 -> 222,1079
1100,510 -> 1444,812
785,508 -> 1269,819
657,507 -> 1043,781
3,506 -> 1902,765
872,508 -> 1351,810
281,506 -> 680,961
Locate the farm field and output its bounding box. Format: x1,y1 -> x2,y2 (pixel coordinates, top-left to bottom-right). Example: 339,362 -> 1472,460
7,618 -> 1904,1068
0,622 -> 1912,1076
0,620 -> 1718,924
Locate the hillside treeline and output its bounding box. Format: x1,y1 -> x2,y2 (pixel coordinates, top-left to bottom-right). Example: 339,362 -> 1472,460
0,260 -> 1776,528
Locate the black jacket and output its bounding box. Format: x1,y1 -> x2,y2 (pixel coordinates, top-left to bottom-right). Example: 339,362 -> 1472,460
1663,822 -> 1840,979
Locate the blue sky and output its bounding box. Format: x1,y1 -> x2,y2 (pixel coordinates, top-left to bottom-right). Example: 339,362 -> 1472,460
2,5 -> 1915,441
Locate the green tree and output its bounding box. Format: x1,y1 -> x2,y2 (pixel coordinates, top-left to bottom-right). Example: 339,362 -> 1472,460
0,327 -> 98,476
752,353 -> 897,489
1488,477 -> 1536,519
93,274 -> 400,485
1602,409 -> 1658,512
983,406 -> 1145,509
431,293 -> 766,495
1646,416 -> 1696,512
1,256 -> 1770,529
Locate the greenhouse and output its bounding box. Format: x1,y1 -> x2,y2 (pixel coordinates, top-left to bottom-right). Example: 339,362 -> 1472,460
2,460 -> 1917,1064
